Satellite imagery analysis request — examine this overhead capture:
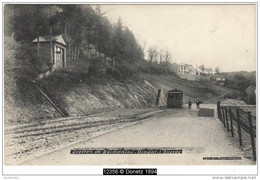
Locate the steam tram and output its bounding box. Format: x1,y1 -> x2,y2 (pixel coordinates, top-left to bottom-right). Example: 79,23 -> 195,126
167,89 -> 183,108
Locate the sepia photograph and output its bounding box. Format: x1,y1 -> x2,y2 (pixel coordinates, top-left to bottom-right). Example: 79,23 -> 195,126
2,2 -> 257,177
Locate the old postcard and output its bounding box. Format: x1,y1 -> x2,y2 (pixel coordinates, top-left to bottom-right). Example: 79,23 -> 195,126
3,3 -> 257,176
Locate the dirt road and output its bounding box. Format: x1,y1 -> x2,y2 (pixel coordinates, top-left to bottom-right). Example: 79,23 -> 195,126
22,104 -> 253,165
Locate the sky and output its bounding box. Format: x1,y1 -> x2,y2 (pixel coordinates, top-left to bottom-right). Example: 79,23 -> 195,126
100,5 -> 256,72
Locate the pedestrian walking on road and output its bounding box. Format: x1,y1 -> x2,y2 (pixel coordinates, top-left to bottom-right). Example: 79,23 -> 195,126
188,99 -> 192,109
196,99 -> 202,109
196,100 -> 200,109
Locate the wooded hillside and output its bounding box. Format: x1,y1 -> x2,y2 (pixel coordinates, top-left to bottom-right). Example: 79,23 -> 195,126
5,5 -> 148,78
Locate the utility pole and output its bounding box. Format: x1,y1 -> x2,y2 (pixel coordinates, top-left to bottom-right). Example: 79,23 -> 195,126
35,5 -> 43,62
87,29 -> 90,59
49,5 -> 53,66
36,6 -> 40,58
37,29 -> 40,57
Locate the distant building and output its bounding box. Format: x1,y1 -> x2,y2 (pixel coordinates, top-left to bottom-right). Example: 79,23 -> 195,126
171,63 -> 213,81
198,67 -> 213,75
32,34 -> 67,70
186,65 -> 197,75
213,75 -> 225,82
204,68 -> 213,75
177,63 -> 187,75
171,63 -> 197,81
174,63 -> 196,76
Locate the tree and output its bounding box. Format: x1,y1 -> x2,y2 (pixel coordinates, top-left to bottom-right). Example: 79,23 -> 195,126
199,65 -> 205,72
10,5 -> 50,42
159,49 -> 164,63
164,50 -> 172,62
141,40 -> 146,57
111,18 -> 124,66
147,47 -> 158,62
215,67 -> 220,74
8,5 -> 146,78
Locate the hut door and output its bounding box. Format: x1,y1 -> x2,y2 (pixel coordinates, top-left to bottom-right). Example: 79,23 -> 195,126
61,48 -> 65,68
55,46 -> 63,69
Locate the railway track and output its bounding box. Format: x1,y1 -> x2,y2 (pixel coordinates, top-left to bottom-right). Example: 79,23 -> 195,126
4,109 -> 164,165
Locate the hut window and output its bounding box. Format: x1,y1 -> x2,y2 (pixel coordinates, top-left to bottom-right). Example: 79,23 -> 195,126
56,47 -> 61,54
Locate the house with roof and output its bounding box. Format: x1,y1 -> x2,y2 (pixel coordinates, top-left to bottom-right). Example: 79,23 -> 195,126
176,63 -> 187,76
198,67 -> 213,75
204,68 -> 213,75
186,65 -> 197,75
213,75 -> 225,82
171,63 -> 199,81
32,34 -> 67,70
173,63 -> 196,76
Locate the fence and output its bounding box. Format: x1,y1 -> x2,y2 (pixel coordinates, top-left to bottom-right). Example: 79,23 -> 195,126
217,101 -> 256,161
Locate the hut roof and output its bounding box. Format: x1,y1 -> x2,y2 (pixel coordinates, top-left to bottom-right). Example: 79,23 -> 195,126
32,35 -> 67,46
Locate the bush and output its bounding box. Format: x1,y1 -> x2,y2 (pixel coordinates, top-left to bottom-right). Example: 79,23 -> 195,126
88,58 -> 107,77
14,40 -> 45,80
140,60 -> 177,75
114,60 -> 141,80
106,66 -> 122,79
245,86 -> 256,105
68,59 -> 90,74
224,91 -> 244,99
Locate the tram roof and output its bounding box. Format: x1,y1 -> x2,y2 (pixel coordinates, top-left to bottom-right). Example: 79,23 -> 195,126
168,89 -> 183,93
